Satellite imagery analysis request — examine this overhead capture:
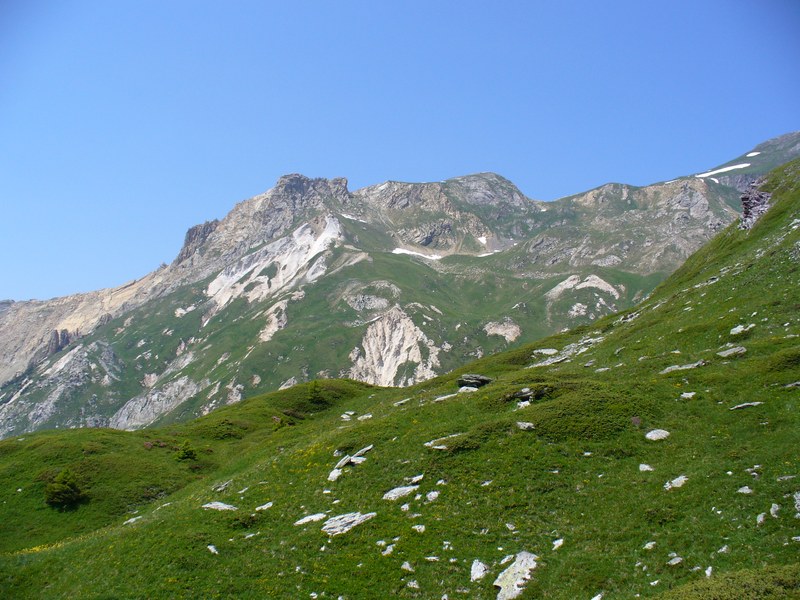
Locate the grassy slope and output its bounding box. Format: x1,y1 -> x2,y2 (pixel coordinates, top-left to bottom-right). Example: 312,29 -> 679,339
0,161 -> 798,598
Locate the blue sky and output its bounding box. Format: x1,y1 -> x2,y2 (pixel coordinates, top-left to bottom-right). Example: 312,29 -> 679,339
1,1 -> 798,301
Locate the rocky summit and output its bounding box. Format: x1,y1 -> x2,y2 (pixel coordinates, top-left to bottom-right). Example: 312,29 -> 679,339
0,132 -> 799,439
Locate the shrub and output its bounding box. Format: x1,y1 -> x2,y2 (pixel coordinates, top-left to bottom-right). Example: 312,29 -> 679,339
175,440 -> 197,461
44,469 -> 85,508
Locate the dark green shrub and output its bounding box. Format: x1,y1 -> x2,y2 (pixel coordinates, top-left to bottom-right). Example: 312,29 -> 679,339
44,469 -> 85,508
175,440 -> 197,461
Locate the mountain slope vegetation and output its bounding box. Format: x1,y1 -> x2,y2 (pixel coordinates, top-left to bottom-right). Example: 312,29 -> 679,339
1,160 -> 798,598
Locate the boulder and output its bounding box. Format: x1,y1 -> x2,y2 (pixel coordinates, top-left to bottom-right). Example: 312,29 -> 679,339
457,374 -> 493,388
494,551 -> 539,600
321,511 -> 376,536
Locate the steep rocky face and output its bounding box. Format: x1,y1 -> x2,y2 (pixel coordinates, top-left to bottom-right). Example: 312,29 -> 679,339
739,179 -> 771,230
2,133 -> 798,438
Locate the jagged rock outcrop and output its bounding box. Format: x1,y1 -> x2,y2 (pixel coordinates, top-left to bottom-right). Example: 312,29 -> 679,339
174,219 -> 220,265
739,179 -> 771,230
348,306 -> 440,387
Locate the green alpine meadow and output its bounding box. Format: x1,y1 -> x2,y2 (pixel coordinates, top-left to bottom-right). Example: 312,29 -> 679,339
1,157 -> 798,597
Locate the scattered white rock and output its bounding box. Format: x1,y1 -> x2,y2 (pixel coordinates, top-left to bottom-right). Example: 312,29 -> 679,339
383,485 -> 419,501
202,502 -> 238,511
533,348 -> 559,356
406,580 -> 419,589
667,556 -> 683,566
590,594 -> 604,600
401,561 -> 414,572
717,346 -> 746,358
471,559 -> 489,581
730,324 -> 755,335
552,538 -> 564,551
718,544 -> 730,554
458,386 -> 478,393
493,551 -> 539,600
730,402 -> 763,410
407,474 -> 425,484
643,541 -> 656,550
737,486 -> 754,494
212,480 -> 232,492
757,512 -> 767,525
639,464 -> 655,472
412,524 -> 426,533
650,580 -> 660,586
645,429 -> 671,441
327,469 -> 343,482
321,512 -> 376,536
123,516 -> 143,525
659,360 -> 706,374
680,392 -> 696,399
357,413 -> 373,421
207,545 -> 218,555
705,566 -> 713,577
424,433 -> 464,450
426,490 -> 440,503
664,475 -> 688,490
382,544 -> 395,556
516,421 -> 535,431
294,513 -> 327,526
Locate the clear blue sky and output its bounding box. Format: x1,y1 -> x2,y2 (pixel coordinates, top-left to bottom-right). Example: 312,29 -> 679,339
1,1 -> 798,301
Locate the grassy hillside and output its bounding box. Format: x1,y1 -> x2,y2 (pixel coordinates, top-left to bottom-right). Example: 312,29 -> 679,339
1,161 -> 798,598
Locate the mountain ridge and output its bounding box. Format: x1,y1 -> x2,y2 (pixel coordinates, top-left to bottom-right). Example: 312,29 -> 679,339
1,132 -> 799,439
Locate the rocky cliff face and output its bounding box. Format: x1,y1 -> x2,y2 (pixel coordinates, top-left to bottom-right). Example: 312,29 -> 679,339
1,133 -> 798,438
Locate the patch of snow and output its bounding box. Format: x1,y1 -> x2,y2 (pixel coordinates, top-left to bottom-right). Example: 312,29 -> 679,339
478,236 -> 488,245
695,163 -> 751,178
639,464 -> 655,472
746,151 -> 761,157
255,502 -> 273,511
391,248 -> 443,260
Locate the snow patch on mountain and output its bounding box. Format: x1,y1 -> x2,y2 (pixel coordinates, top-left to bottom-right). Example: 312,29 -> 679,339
391,248 -> 443,260
695,163 -> 750,178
